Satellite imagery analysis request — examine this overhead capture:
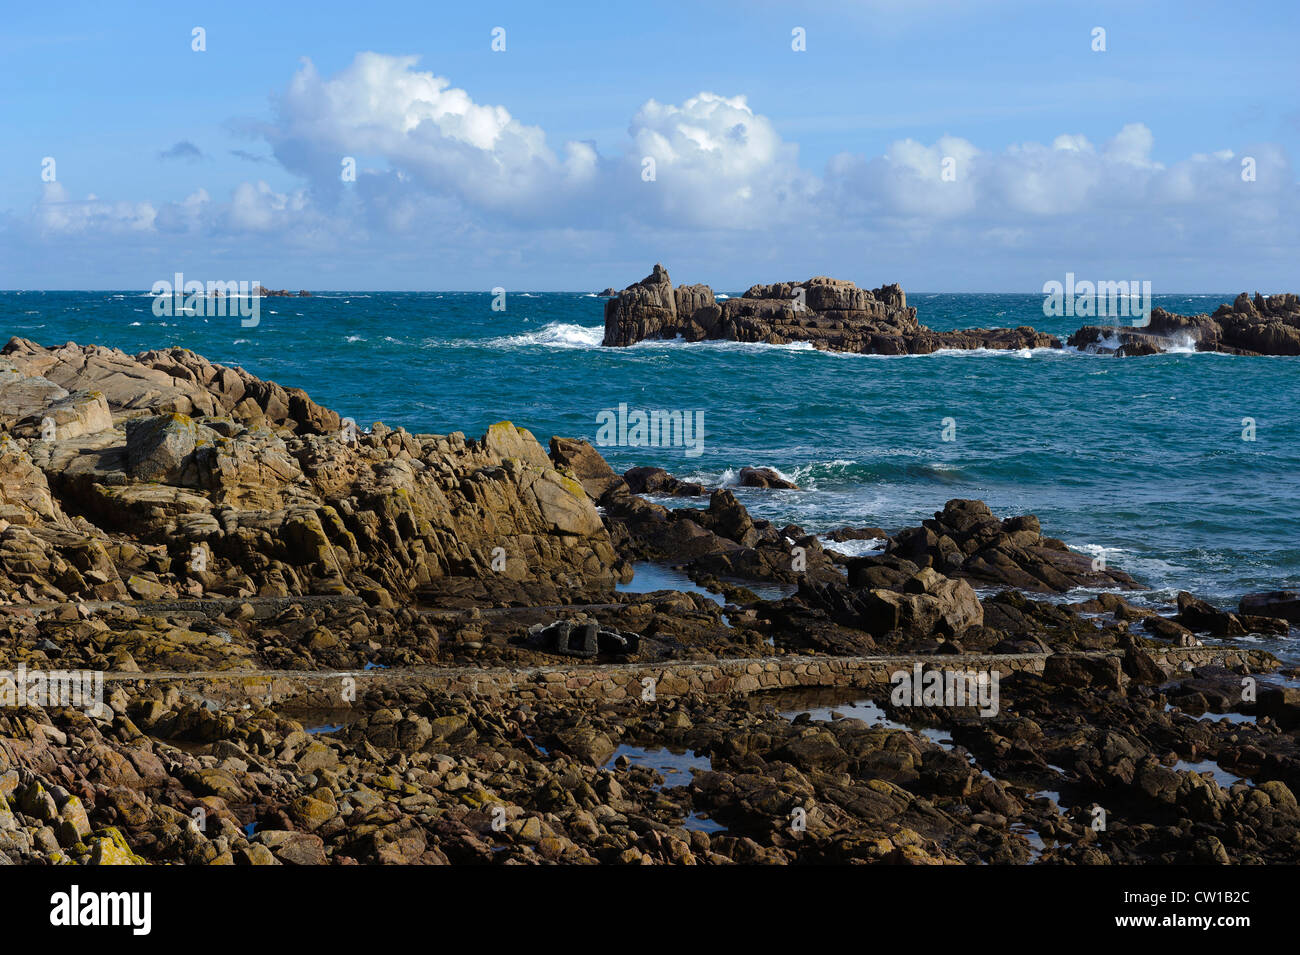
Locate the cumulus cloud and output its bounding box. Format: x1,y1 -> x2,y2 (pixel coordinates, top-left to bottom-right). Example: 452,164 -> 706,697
6,51 -> 1298,289
623,92 -> 817,226
265,53 -> 597,215
821,120 -> 1295,240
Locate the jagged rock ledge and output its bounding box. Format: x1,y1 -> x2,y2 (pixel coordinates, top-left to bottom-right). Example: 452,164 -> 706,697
602,264 -> 1057,354
0,336 -> 620,614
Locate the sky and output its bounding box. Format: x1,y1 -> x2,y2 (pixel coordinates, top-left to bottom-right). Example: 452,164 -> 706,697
1,0 -> 1297,291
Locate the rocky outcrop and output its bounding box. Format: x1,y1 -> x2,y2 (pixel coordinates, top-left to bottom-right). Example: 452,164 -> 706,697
875,499 -> 1140,593
255,286 -> 312,297
603,265 -> 1058,354
606,271 -> 1300,358
0,339 -> 621,607
602,486 -> 843,586
1068,293 -> 1300,356
798,565 -> 984,641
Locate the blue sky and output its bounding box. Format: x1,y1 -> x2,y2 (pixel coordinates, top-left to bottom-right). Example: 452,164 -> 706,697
2,0 -> 1297,290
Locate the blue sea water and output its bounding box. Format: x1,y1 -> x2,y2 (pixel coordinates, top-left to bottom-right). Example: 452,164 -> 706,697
2,290 -> 1297,610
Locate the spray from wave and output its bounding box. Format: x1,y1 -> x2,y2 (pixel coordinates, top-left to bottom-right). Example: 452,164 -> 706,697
487,322 -> 604,349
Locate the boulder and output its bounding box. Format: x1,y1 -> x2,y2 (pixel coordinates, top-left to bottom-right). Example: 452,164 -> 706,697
549,437 -> 623,500
1240,591 -> 1300,624
12,391 -> 113,440
738,466 -> 798,489
125,413 -> 199,482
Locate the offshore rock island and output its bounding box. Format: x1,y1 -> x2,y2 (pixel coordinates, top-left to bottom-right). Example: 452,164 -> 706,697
0,337 -> 1297,865
602,265 -> 1300,357
602,265 -> 1058,353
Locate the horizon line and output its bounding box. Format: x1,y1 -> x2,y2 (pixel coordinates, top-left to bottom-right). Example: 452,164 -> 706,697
0,289 -> 1274,297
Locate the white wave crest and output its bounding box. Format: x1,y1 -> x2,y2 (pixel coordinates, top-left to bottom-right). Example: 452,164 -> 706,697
817,535 -> 888,557
488,322 -> 604,349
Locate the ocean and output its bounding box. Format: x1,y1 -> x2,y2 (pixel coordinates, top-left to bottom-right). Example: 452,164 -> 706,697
4,289 -> 1297,618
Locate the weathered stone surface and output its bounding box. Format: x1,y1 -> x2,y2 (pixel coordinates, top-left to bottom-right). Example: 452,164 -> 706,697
0,340 -> 621,605
126,413 -> 200,481
548,437 -> 624,500
11,391 -> 113,441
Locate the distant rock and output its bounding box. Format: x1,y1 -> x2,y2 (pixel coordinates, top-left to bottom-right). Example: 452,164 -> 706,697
602,265 -> 1058,354
1068,293 -> 1300,356
826,526 -> 888,542
254,286 -> 312,297
621,465 -> 706,498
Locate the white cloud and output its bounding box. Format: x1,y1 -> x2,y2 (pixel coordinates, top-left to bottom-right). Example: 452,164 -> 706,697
31,182 -> 156,235
267,53 -> 597,213
6,52 -> 1299,290
227,180 -> 309,231
625,92 -> 816,225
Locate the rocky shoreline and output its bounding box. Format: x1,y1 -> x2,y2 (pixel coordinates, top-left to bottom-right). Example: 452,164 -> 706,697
602,266 -> 1300,357
0,337 -> 1298,865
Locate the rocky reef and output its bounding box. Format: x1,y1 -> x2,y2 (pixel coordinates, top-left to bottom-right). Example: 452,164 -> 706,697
1068,292 -> 1300,356
0,339 -> 1297,866
604,266 -> 1300,358
602,265 -> 1058,354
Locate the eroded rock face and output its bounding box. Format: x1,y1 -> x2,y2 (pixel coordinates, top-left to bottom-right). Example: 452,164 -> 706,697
1068,293 -> 1300,356
0,339 -> 621,605
602,266 -> 1059,353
